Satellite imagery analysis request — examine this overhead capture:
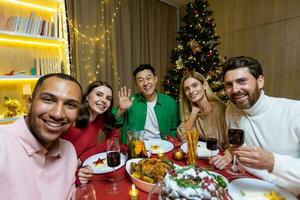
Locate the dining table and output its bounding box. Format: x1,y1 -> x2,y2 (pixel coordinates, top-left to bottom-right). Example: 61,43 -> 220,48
87,144 -> 256,200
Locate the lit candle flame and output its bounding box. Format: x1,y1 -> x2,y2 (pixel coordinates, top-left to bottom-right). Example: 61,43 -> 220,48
131,184 -> 136,191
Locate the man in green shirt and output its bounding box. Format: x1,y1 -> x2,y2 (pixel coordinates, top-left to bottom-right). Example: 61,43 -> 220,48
113,64 -> 180,144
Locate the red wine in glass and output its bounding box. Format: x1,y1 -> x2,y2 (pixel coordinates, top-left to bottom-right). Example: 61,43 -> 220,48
207,137 -> 218,150
207,137 -> 218,159
107,151 -> 121,167
106,138 -> 121,194
228,129 -> 244,147
227,128 -> 245,175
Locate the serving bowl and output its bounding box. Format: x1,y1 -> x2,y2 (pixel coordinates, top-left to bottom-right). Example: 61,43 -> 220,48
125,158 -> 157,193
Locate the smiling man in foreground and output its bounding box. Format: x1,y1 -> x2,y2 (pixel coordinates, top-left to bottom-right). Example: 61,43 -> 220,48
0,73 -> 83,200
223,56 -> 300,197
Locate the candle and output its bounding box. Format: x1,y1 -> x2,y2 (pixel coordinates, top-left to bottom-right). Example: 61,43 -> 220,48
129,184 -> 139,200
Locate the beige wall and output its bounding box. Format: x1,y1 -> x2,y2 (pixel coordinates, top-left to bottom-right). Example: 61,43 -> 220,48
180,0 -> 300,99
211,0 -> 300,99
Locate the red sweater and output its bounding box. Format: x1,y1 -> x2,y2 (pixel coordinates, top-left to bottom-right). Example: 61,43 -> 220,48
63,115 -> 119,161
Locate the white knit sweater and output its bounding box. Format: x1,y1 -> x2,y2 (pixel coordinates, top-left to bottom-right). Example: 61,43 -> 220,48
226,91 -> 300,196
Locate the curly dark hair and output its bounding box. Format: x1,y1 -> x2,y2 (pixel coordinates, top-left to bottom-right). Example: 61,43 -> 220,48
75,81 -> 115,133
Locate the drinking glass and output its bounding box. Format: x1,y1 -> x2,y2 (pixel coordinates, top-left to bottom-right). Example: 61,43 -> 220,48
106,138 -> 121,194
205,127 -> 218,157
74,184 -> 96,200
226,128 -> 245,175
206,137 -> 218,158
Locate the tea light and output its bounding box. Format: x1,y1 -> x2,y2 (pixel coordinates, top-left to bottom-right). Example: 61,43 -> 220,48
129,184 -> 139,200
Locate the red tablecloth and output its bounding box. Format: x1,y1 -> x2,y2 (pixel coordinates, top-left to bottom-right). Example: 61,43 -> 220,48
89,150 -> 255,200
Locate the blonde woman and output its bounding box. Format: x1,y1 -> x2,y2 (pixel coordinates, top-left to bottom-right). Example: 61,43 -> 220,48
177,71 -> 232,169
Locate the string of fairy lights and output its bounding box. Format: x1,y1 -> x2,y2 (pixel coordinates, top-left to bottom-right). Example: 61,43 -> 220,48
67,0 -> 122,84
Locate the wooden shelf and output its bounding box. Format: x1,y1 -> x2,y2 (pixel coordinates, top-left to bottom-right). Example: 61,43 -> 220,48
0,30 -> 62,40
0,30 -> 65,48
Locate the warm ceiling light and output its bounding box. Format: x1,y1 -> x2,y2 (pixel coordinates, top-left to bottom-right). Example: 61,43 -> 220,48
5,0 -> 57,12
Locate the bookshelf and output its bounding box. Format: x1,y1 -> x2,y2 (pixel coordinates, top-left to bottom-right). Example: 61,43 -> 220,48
0,0 -> 70,123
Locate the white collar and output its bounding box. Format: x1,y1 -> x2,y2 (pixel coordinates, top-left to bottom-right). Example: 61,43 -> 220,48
243,90 -> 269,116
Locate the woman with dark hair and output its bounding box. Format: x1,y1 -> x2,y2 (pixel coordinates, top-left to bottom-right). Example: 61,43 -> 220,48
63,81 -> 119,162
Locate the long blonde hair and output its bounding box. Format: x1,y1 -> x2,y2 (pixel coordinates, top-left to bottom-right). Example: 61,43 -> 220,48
179,71 -> 223,122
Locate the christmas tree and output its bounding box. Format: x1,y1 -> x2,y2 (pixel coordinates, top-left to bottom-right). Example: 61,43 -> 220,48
162,0 -> 226,101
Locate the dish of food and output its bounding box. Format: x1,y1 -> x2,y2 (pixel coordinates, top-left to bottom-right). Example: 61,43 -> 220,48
181,141 -> 219,158
125,158 -> 176,192
83,152 -> 126,174
160,166 -> 230,199
228,178 -> 297,200
144,139 -> 174,154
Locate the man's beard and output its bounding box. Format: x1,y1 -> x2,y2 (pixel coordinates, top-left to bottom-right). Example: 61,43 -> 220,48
232,87 -> 261,109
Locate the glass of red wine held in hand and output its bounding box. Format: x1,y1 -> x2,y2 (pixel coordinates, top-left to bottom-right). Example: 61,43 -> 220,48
226,128 -> 245,175
106,138 -> 121,194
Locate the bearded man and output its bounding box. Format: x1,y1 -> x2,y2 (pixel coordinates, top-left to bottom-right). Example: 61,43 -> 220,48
224,56 -> 300,197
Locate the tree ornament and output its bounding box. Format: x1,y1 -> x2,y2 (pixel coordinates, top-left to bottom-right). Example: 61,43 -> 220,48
173,148 -> 184,161
176,57 -> 184,69
194,9 -> 199,17
206,74 -> 212,81
177,44 -> 183,50
184,68 -> 190,76
188,55 -> 196,61
187,39 -> 202,54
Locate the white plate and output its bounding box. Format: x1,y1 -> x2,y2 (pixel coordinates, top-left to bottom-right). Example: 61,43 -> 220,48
144,139 -> 174,154
82,152 -> 126,174
181,141 -> 219,159
228,178 -> 297,200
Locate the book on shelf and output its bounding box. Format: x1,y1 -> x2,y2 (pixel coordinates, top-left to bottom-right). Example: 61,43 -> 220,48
36,17 -> 43,35
17,17 -> 29,34
6,16 -> 20,32
35,58 -> 41,76
34,58 -> 62,75
25,12 -> 35,34
40,20 -> 50,36
4,11 -> 60,38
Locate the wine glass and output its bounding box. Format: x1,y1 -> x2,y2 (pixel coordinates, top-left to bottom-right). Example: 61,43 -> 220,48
74,184 -> 96,200
226,128 -> 245,175
206,137 -> 218,158
106,137 -> 121,194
